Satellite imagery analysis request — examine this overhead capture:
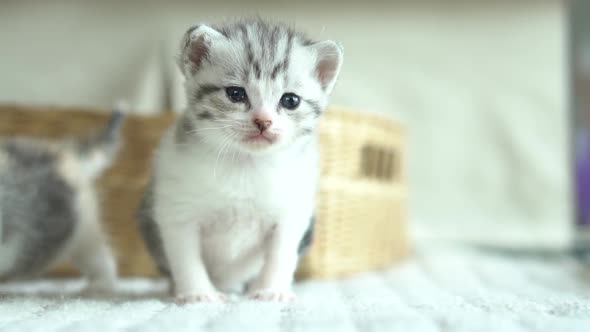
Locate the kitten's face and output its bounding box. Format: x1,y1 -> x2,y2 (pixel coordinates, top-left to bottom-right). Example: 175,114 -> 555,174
178,20 -> 343,154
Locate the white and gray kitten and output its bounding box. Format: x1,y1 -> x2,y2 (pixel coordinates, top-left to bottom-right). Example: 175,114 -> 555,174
138,19 -> 343,303
0,111 -> 124,294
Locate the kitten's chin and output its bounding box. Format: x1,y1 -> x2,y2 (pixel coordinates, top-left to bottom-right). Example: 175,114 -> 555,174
239,132 -> 282,153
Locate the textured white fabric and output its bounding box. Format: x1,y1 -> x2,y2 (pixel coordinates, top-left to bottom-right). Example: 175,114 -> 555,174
0,246 -> 589,332
0,1 -> 570,247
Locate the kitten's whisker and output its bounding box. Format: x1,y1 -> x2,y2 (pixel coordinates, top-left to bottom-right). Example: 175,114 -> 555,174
221,133 -> 239,174
220,132 -> 238,176
199,105 -> 242,119
188,125 -> 236,133
199,104 -> 233,115
213,135 -> 232,178
211,119 -> 245,128
199,104 -> 219,111
214,132 -> 239,177
212,119 -> 241,124
230,137 -> 239,167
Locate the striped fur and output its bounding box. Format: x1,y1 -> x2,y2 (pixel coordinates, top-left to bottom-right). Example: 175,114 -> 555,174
139,18 -> 343,303
175,18 -> 343,149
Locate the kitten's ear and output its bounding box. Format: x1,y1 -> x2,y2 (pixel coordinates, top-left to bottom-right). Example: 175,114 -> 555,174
310,40 -> 344,93
178,24 -> 225,76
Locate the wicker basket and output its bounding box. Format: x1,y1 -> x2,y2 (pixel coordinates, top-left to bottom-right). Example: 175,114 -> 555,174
296,108 -> 408,279
0,105 -> 408,279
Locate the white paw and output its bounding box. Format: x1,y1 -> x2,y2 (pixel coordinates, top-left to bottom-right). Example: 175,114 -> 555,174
249,289 -> 296,302
175,292 -> 227,304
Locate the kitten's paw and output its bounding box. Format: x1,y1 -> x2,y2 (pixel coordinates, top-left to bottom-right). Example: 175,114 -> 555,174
249,289 -> 296,302
175,292 -> 227,304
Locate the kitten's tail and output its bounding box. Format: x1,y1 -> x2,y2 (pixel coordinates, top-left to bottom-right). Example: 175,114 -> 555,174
75,105 -> 126,179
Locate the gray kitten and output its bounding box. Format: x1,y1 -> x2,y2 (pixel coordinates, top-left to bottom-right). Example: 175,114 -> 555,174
137,18 -> 342,303
0,111 -> 124,294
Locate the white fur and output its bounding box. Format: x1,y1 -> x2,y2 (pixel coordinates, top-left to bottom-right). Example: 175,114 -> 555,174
154,130 -> 317,299
56,158 -> 117,293
152,20 -> 342,302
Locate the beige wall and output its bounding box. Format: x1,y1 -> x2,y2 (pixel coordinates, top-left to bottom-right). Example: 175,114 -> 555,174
0,0 -> 569,247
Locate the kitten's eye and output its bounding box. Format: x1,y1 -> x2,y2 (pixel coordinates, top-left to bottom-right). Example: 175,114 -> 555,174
225,87 -> 247,103
280,93 -> 301,110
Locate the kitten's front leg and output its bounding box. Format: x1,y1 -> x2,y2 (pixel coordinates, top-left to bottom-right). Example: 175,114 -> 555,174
249,220 -> 307,302
159,221 -> 225,303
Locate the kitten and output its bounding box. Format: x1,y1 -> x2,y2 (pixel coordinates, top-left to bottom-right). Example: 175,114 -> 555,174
0,111 -> 124,294
137,18 -> 343,303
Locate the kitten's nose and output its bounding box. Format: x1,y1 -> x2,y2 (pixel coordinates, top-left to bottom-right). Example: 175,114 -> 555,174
254,118 -> 272,132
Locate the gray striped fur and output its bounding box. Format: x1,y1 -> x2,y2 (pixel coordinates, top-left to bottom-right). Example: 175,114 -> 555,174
0,111 -> 124,282
174,18 -> 342,148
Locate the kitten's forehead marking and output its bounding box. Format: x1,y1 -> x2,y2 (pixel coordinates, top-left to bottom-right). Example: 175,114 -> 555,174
218,20 -> 304,83
253,62 -> 262,80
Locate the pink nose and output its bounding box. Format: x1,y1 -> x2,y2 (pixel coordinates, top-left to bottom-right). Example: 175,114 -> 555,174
253,117 -> 272,132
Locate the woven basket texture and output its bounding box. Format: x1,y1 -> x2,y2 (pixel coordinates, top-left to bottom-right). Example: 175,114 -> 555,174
0,105 -> 407,279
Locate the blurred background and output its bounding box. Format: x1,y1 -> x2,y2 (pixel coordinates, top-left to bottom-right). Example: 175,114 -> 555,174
0,0 -> 571,249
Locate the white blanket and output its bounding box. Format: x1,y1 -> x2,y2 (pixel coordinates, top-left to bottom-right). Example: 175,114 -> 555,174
1,246 -> 588,332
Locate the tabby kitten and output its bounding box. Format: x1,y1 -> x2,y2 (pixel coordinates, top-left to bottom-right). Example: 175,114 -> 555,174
0,111 -> 124,294
138,19 -> 343,303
